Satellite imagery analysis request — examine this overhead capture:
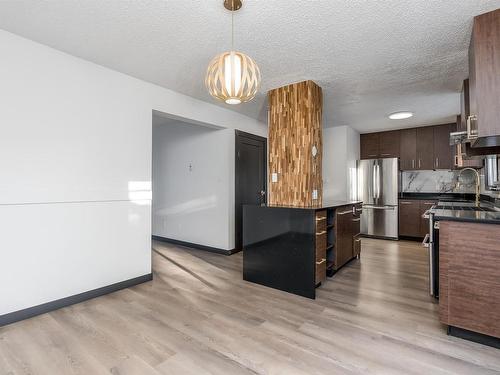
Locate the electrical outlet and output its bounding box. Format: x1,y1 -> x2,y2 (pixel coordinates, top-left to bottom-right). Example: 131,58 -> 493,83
272,173 -> 278,183
312,189 -> 318,200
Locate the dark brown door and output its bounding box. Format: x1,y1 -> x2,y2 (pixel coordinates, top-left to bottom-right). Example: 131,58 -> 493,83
379,130 -> 401,158
419,201 -> 436,238
416,126 -> 434,170
235,130 -> 267,251
335,207 -> 353,269
470,9 -> 500,139
433,124 -> 454,170
360,133 -> 379,159
460,79 -> 470,132
399,200 -> 420,237
400,128 -> 417,170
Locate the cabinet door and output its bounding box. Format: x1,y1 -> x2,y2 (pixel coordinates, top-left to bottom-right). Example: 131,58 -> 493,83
400,129 -> 417,170
416,127 -> 434,170
433,124 -> 454,170
360,133 -> 379,159
399,200 -> 420,237
335,207 -> 353,269
419,201 -> 436,238
470,9 -> 500,139
379,130 -> 400,158
460,79 -> 470,133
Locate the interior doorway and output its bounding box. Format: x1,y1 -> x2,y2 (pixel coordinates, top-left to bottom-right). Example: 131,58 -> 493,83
235,130 -> 267,251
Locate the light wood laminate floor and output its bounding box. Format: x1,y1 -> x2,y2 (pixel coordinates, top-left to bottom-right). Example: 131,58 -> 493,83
1,238 -> 499,374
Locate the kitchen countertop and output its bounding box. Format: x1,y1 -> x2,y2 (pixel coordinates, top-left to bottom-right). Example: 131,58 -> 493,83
430,201 -> 500,224
399,192 -> 481,201
263,200 -> 362,210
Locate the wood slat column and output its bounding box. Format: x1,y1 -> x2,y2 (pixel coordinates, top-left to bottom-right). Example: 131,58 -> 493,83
268,80 -> 323,207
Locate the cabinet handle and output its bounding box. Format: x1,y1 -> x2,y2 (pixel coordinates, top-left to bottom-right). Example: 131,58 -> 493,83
315,216 -> 326,221
467,115 -> 478,139
337,210 -> 352,215
435,158 -> 439,168
418,159 -> 421,168
381,153 -> 392,156
400,201 -> 414,204
412,159 -> 415,169
316,259 -> 326,265
352,218 -> 361,222
316,230 -> 327,236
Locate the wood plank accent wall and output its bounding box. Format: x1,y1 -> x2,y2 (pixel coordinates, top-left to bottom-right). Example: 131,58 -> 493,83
268,81 -> 323,207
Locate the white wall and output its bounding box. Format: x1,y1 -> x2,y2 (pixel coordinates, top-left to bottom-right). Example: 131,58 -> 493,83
323,126 -> 360,201
152,121 -> 234,250
0,29 -> 265,316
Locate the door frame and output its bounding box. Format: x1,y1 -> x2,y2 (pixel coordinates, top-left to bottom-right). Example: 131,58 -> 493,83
235,130 -> 267,252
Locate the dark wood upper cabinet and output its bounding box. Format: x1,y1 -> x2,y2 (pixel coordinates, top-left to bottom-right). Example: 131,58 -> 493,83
378,130 -> 401,158
416,126 -> 434,170
468,9 -> 500,146
399,128 -> 417,170
460,79 -> 470,133
433,124 -> 454,170
360,133 -> 379,159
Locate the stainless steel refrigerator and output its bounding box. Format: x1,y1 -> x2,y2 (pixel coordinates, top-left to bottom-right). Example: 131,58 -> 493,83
357,158 -> 398,239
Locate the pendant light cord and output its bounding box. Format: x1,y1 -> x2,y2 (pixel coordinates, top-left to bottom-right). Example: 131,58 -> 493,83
231,6 -> 234,51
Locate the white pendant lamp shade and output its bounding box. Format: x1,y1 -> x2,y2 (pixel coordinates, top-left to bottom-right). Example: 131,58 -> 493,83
205,51 -> 261,105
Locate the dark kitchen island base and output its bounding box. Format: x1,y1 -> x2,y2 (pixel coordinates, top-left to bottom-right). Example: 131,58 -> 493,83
243,200 -> 362,299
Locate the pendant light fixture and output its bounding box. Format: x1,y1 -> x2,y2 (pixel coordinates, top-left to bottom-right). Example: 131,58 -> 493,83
205,0 -> 261,105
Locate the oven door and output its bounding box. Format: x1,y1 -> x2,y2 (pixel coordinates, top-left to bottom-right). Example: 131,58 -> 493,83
422,210 -> 439,297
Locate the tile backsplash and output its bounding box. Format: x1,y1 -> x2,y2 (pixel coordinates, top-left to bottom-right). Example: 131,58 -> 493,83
401,170 -> 476,193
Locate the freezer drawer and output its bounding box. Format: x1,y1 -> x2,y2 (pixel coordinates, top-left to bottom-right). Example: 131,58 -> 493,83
361,205 -> 398,239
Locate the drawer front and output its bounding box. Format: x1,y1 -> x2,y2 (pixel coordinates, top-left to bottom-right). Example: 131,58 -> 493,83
315,258 -> 326,285
315,210 -> 327,232
315,232 -> 327,252
352,216 -> 361,236
353,235 -> 361,257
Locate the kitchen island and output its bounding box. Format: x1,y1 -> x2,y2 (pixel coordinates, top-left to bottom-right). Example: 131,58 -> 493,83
243,200 -> 362,299
429,200 -> 500,348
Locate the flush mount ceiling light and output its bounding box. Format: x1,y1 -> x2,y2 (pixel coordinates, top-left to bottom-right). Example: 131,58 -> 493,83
388,111 -> 414,120
205,0 -> 261,105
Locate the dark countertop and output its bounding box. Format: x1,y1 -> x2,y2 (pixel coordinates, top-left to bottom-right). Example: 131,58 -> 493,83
399,192 -> 480,201
429,201 -> 500,225
263,200 -> 362,210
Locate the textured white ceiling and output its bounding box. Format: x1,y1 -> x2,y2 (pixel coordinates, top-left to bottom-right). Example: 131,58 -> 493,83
0,0 -> 499,133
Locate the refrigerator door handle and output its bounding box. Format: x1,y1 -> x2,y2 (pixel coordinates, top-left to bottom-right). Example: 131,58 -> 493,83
372,163 -> 377,199
362,205 -> 395,210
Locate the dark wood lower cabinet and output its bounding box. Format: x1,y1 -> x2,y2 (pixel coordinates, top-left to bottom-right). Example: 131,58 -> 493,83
335,207 -> 354,269
399,200 -> 421,237
399,199 -> 436,238
440,221 -> 500,339
243,203 -> 362,299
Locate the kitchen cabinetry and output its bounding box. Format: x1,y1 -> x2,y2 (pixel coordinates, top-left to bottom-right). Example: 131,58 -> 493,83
440,221 -> 500,340
378,130 -> 401,158
360,131 -> 400,159
416,126 -> 435,170
360,133 -> 379,159
400,129 -> 417,170
433,124 -> 454,170
467,9 -> 500,147
399,199 -> 436,238
399,200 -> 421,237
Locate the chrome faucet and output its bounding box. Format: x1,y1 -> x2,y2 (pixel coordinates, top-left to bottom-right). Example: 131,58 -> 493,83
457,167 -> 481,207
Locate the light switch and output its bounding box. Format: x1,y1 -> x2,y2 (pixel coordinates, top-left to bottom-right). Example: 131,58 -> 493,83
272,173 -> 278,183
312,189 -> 318,200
